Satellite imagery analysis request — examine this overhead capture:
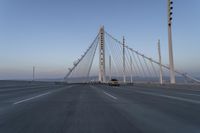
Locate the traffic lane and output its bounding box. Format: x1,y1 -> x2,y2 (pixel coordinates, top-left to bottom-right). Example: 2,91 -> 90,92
0,81 -> 55,90
0,85 -> 75,130
0,84 -> 55,93
63,85 -> 140,133
0,80 -> 55,86
132,83 -> 200,89
0,84 -> 141,133
104,85 -> 200,123
0,82 -> 36,89
132,84 -> 200,94
98,85 -> 200,132
0,85 -> 65,103
0,85 -> 69,115
122,85 -> 200,101
12,85 -> 72,105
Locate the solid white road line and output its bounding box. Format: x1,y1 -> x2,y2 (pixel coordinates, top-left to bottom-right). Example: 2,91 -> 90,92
13,92 -> 51,105
103,91 -> 118,100
134,90 -> 200,104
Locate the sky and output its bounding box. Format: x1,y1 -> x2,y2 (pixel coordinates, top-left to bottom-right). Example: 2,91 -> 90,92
0,0 -> 200,80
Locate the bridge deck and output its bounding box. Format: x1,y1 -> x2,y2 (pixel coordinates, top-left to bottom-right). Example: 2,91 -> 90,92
0,81 -> 200,133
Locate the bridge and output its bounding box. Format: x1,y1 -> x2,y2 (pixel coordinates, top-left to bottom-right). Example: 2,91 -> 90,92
1,0 -> 200,132
64,26 -> 200,85
1,28 -> 200,133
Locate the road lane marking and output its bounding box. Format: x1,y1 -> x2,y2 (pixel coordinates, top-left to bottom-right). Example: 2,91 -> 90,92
117,86 -> 200,98
176,92 -> 200,97
13,92 -> 51,105
13,85 -> 73,105
103,91 -> 118,100
90,85 -> 118,100
133,90 -> 200,104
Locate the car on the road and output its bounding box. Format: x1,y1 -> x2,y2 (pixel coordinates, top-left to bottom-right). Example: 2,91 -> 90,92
108,79 -> 120,86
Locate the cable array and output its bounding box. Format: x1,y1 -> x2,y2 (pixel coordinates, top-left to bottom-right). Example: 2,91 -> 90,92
105,31 -> 200,84
64,34 -> 99,83
65,30 -> 200,84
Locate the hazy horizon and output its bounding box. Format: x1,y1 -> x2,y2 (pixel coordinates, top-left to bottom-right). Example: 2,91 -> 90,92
1,0 -> 200,80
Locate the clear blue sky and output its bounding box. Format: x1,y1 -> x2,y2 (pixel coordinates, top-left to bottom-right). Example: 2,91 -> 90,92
0,0 -> 200,79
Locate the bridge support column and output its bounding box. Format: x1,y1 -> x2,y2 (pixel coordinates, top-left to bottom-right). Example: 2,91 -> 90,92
99,26 -> 106,83
123,36 -> 126,83
158,40 -> 163,84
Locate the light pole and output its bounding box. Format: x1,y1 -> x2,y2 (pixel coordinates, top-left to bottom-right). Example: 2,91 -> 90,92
123,36 -> 126,83
158,40 -> 163,84
167,0 -> 176,84
130,56 -> 133,83
33,66 -> 35,81
109,55 -> 112,80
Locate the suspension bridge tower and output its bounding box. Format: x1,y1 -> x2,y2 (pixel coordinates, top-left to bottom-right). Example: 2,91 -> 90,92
99,26 -> 106,83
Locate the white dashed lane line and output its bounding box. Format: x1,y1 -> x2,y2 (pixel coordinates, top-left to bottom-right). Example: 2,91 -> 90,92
13,85 -> 73,105
13,92 -> 51,105
103,91 -> 118,100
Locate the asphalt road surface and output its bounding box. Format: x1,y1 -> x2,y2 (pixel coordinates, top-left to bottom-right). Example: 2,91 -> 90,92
0,82 -> 200,133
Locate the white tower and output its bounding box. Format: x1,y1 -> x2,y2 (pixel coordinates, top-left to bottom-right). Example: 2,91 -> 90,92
99,26 -> 106,83
168,0 -> 176,84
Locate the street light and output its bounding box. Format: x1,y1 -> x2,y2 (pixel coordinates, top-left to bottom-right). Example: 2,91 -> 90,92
168,1 -> 173,26
167,0 -> 176,84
